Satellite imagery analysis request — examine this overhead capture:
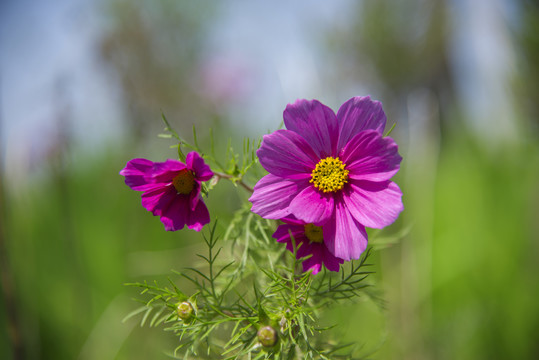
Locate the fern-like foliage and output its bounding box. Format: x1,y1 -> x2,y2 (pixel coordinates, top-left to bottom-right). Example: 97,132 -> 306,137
123,119 -> 395,359
126,215 -> 376,359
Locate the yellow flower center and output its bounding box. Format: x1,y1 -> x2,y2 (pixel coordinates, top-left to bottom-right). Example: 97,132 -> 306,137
304,223 -> 324,243
172,169 -> 195,194
310,156 -> 349,193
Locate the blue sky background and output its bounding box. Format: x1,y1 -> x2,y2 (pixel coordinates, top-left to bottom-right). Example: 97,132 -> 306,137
0,0 -> 520,186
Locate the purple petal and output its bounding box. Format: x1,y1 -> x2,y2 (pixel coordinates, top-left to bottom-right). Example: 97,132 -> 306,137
279,216 -> 305,226
250,174 -> 309,219
343,180 -> 403,229
188,182 -> 202,211
295,238 -> 313,258
120,158 -> 153,177
140,186 -> 177,216
120,158 -> 156,191
257,130 -> 318,179
186,152 -> 214,181
283,99 -> 339,158
341,130 -> 402,181
151,159 -> 188,184
186,199 -> 210,231
273,220 -> 343,274
296,235 -> 344,273
337,96 -> 387,150
322,248 -> 344,272
273,223 -> 305,248
289,186 -> 334,225
324,198 -> 368,260
301,246 -> 323,274
160,196 -> 189,231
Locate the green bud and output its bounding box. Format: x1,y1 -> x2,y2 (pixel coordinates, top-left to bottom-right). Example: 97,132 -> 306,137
177,301 -> 194,320
257,325 -> 278,347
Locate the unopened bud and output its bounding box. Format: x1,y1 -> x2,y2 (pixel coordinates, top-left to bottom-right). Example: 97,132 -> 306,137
257,325 -> 278,347
177,301 -> 193,320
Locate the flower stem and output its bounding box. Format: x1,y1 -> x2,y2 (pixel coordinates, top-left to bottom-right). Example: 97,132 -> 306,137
213,172 -> 254,193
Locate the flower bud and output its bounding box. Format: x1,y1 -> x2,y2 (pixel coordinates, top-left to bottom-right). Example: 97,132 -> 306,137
257,325 -> 278,347
177,301 -> 194,320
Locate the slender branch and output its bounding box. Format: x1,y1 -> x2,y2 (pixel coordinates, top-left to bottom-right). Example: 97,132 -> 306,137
213,172 -> 254,193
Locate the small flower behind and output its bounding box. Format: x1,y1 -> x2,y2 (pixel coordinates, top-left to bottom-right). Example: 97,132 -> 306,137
120,151 -> 214,231
273,216 -> 344,275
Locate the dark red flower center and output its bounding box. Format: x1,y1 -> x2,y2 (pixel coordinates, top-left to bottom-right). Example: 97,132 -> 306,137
172,169 -> 195,194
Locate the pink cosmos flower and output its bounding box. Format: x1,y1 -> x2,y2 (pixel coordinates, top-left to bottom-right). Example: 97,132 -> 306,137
273,217 -> 343,274
249,97 -> 403,261
120,152 -> 214,231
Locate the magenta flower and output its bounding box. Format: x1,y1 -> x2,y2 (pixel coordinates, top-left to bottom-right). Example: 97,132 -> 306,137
273,217 -> 343,274
249,97 -> 403,261
120,152 -> 214,231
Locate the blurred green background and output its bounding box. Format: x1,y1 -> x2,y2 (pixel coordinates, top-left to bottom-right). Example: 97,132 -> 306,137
1,0 -> 538,359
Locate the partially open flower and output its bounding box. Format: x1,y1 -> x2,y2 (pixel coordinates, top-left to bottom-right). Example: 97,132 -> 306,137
177,301 -> 194,320
257,325 -> 278,348
120,152 -> 213,231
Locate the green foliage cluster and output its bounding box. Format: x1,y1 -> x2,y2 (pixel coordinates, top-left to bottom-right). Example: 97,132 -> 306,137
160,113 -> 260,194
123,120 -> 380,359
126,220 -> 374,360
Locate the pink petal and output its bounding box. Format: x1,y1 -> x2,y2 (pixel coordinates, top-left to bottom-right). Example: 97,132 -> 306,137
279,216 -> 305,226
343,180 -> 403,229
272,220 -> 343,274
186,152 -> 214,181
337,96 -> 387,150
120,158 -> 156,190
273,224 -> 305,250
322,248 -> 344,272
186,199 -> 210,231
301,250 -> 323,274
324,199 -> 368,261
295,239 -> 314,258
188,182 -> 202,211
160,196 -> 189,231
283,99 -> 339,158
340,130 -> 402,182
141,186 -> 177,216
289,186 -> 334,225
294,241 -> 324,274
257,130 -> 318,179
250,174 -> 308,219
151,159 -> 187,184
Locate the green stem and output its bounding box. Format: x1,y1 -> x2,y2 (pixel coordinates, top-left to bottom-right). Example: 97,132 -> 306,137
213,172 -> 254,193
